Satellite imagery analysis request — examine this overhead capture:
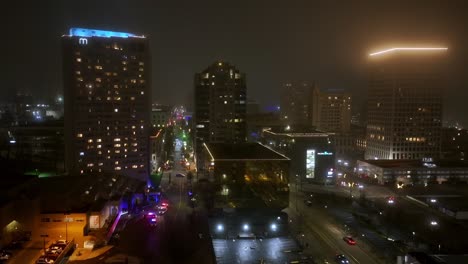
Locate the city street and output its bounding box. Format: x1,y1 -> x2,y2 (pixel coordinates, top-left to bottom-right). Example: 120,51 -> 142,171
289,186 -> 385,264
69,124 -> 214,264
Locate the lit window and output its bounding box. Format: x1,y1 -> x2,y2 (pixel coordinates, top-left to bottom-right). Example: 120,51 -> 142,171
114,108 -> 118,112
114,138 -> 121,142
77,133 -> 83,138
76,58 -> 81,62
115,167 -> 121,171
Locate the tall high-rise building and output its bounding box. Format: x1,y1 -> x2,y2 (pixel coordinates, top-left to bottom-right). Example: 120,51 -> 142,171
62,28 -> 151,181
311,88 -> 352,133
365,47 -> 447,160
280,82 -> 315,126
194,61 -> 246,171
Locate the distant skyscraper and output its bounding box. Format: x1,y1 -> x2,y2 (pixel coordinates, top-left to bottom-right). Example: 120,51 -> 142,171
311,88 -> 352,133
280,82 -> 314,126
62,28 -> 151,181
365,47 -> 447,160
194,61 -> 246,171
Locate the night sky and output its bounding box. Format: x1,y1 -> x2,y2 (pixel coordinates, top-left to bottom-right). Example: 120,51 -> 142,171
2,0 -> 467,125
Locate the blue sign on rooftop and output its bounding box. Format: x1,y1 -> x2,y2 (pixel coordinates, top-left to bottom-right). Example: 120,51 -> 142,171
69,28 -> 142,38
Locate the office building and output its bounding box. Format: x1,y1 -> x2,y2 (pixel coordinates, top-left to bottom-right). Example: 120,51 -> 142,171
365,47 -> 446,160
194,61 -> 247,171
280,82 -> 315,126
311,88 -> 352,133
151,104 -> 171,128
62,28 -> 151,181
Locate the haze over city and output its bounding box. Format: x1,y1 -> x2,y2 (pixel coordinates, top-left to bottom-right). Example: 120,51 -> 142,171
2,0 -> 468,125
2,1 -> 468,264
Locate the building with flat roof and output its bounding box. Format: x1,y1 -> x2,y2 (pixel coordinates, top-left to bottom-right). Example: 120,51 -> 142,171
280,82 -> 315,127
365,47 -> 446,160
202,142 -> 289,210
357,159 -> 468,185
62,28 -> 151,181
194,61 -> 247,172
311,88 -> 352,133
262,127 -> 335,184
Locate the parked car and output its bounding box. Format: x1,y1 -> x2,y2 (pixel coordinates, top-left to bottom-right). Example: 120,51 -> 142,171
0,250 -> 13,261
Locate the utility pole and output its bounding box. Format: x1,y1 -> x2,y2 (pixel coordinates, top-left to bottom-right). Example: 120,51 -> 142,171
40,234 -> 48,255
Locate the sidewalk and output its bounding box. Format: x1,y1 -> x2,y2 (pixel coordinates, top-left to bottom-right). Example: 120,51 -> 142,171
68,245 -> 113,261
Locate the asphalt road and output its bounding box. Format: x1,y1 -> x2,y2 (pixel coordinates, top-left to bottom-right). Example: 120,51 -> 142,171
290,189 -> 384,264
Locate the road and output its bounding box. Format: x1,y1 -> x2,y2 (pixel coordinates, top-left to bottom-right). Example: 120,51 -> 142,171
289,188 -> 384,264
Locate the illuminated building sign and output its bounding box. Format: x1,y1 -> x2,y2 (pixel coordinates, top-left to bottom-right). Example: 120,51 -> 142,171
317,151 -> 333,156
78,38 -> 88,45
306,149 -> 315,179
69,28 -> 144,38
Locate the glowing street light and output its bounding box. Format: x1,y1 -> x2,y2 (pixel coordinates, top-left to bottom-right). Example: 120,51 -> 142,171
430,221 -> 438,226
270,223 -> 277,232
243,224 -> 249,231
217,224 -> 224,232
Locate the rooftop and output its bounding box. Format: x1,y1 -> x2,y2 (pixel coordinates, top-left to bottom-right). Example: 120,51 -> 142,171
359,159 -> 468,169
369,47 -> 448,57
263,127 -> 331,138
68,28 -> 145,38
204,142 -> 289,161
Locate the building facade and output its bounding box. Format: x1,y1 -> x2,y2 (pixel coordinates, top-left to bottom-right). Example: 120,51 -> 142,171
311,88 -> 352,133
280,82 -> 315,126
262,128 -> 335,184
62,28 -> 151,181
151,104 -> 171,129
357,159 -> 468,185
194,61 -> 247,171
365,48 -> 446,160
202,142 -> 290,209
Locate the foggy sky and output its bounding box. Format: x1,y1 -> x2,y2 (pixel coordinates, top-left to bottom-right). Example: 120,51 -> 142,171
1,0 -> 467,125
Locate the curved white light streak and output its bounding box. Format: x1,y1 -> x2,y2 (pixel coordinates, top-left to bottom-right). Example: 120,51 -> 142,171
369,47 -> 448,56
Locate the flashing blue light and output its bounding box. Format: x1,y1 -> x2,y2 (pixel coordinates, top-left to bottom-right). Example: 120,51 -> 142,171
69,28 -> 142,38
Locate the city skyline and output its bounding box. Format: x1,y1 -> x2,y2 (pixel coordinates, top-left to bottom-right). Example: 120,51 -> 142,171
2,0 -> 468,125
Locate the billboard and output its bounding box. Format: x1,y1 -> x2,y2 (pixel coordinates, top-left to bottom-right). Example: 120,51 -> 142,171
89,215 -> 100,229
306,149 -> 315,178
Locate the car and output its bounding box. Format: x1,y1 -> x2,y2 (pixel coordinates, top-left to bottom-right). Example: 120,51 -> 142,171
157,207 -> 168,215
0,250 -> 12,260
335,254 -> 350,264
343,236 -> 356,245
36,256 -> 55,264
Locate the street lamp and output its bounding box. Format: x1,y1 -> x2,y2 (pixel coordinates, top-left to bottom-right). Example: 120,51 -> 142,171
64,213 -> 71,242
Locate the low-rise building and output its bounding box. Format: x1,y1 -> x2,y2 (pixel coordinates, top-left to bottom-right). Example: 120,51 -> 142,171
202,142 -> 290,209
262,127 -> 335,184
356,159 -> 468,185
